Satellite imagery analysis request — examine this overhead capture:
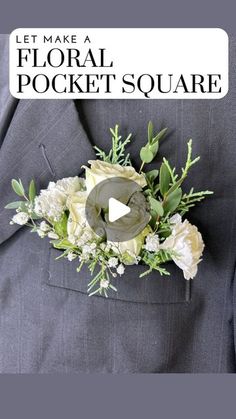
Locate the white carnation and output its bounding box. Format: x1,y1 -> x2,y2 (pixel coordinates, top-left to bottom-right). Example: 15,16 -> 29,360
161,219 -> 204,280
12,212 -> 29,225
169,213 -> 182,225
34,188 -> 66,221
34,176 -> 84,222
55,177 -> 85,195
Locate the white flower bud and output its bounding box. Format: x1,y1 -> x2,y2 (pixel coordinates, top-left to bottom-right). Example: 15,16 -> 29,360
67,252 -> 77,262
117,264 -> 125,275
108,257 -> 118,268
39,221 -> 51,232
144,234 -> 160,252
37,229 -> 45,238
48,231 -> 59,240
100,279 -> 109,289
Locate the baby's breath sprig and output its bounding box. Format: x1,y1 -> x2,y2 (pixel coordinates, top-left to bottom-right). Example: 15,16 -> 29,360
5,178 -> 40,228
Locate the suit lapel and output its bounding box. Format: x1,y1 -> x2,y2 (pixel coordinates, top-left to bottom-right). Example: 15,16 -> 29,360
0,96 -> 19,147
0,99 -> 95,245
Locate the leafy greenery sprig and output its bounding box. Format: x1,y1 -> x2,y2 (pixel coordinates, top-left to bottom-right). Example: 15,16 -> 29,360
142,133 -> 213,224
94,124 -> 132,166
5,178 -> 39,225
139,121 -> 167,172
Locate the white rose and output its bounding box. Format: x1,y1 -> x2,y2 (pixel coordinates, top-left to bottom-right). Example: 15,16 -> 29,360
66,191 -> 88,238
110,226 -> 150,265
83,160 -> 147,193
161,219 -> 204,280
12,212 -> 29,225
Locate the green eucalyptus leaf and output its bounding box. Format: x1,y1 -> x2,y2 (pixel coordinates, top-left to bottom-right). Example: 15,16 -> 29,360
140,146 -> 154,164
160,163 -> 171,196
29,179 -> 36,201
149,210 -> 158,229
166,178 -> 183,196
154,184 -> 160,195
5,201 -> 24,209
31,213 -> 42,220
11,179 -> 25,197
148,121 -> 153,143
30,226 -> 38,233
149,196 -> 164,216
19,202 -> 28,212
163,188 -> 182,214
146,169 -> 159,183
53,238 -> 73,250
152,127 -> 168,144
19,179 -> 25,192
150,142 -> 159,157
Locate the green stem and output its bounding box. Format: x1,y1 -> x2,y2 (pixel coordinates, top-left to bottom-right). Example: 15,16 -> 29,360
139,161 -> 145,173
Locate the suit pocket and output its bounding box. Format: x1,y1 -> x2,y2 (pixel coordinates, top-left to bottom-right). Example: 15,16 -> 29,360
46,247 -> 191,304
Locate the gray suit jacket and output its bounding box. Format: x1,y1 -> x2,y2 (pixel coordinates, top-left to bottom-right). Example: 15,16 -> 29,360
0,36 -> 236,373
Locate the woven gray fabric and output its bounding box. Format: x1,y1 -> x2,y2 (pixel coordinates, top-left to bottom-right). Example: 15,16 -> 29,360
0,35 -> 235,372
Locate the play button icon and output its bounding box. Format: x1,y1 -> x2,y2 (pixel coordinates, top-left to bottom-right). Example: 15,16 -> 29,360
85,177 -> 150,242
108,198 -> 131,222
